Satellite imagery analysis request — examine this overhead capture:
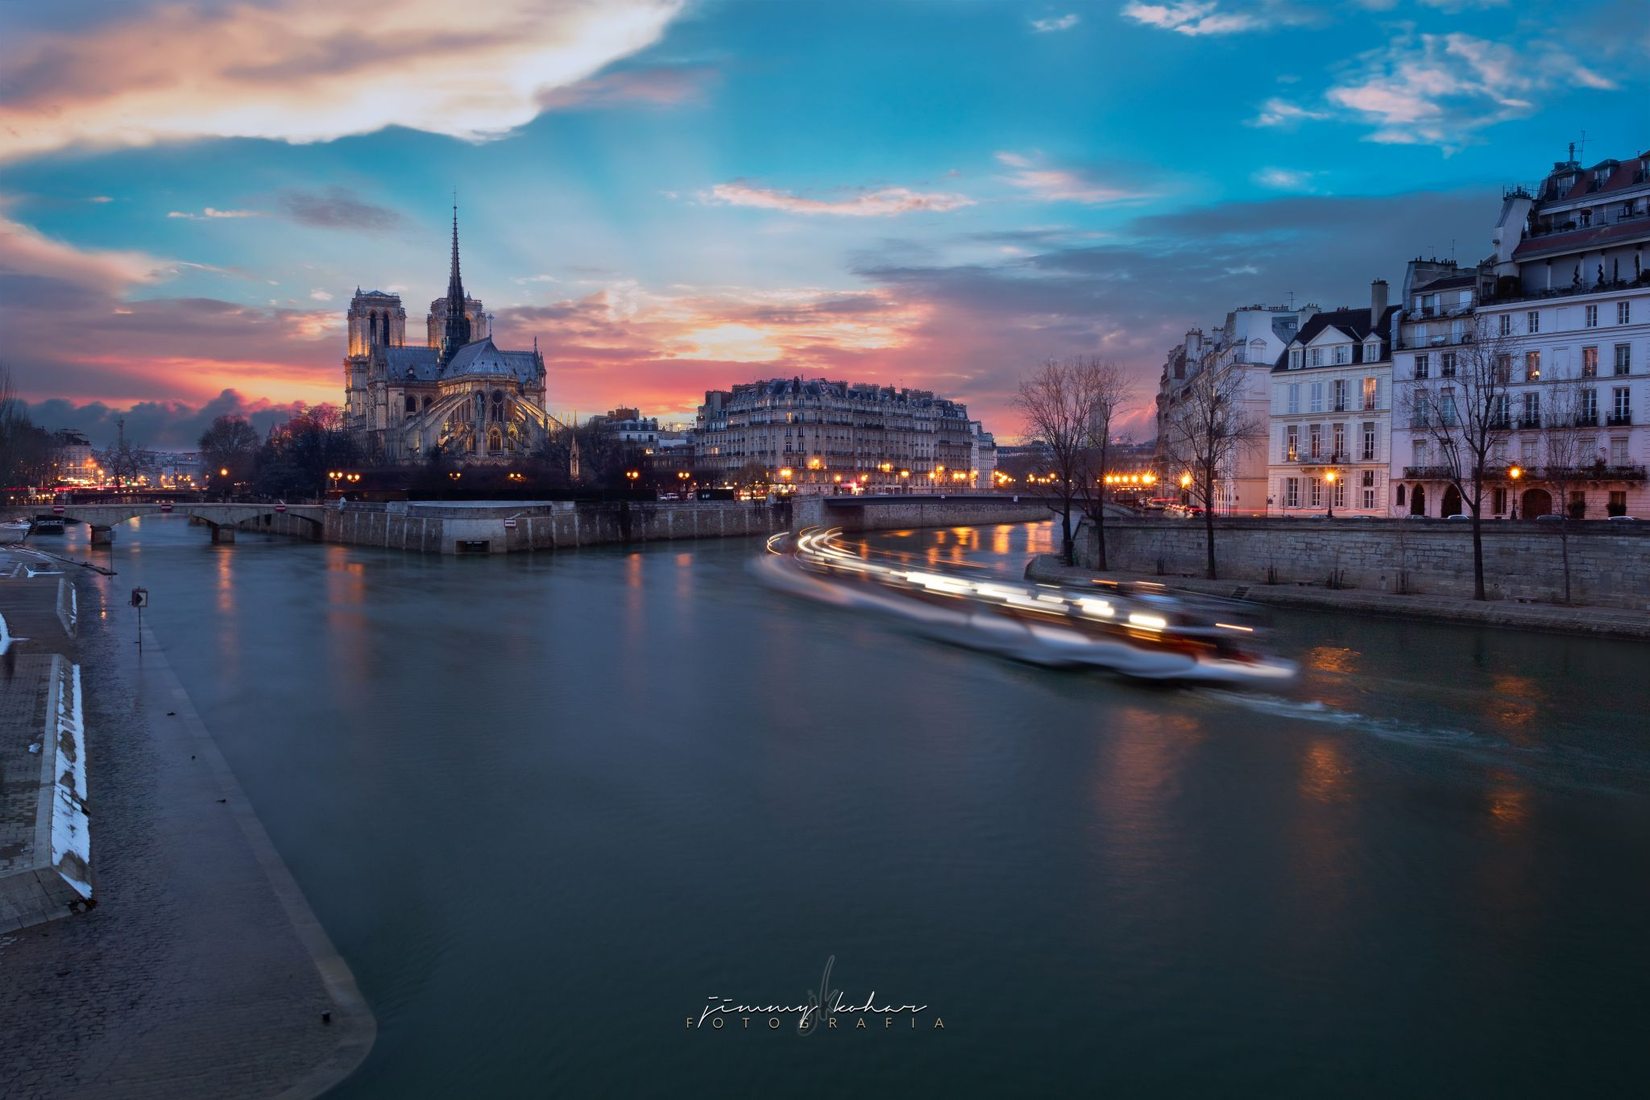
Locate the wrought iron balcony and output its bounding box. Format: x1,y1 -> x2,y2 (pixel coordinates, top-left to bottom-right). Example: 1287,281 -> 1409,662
1402,465 -> 1457,479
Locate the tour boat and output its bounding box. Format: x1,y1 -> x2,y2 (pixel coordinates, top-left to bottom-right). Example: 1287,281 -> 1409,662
30,515 -> 66,534
755,528 -> 1297,685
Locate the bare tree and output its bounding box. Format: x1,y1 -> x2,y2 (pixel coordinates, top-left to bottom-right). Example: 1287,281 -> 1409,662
1016,358 -> 1117,566
1539,378 -> 1593,603
1159,353 -> 1265,579
1076,360 -> 1137,571
199,415 -> 260,487
1404,317 -> 1516,600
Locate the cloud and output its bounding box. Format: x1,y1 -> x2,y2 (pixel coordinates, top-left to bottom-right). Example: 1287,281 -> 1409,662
1249,97 -> 1330,127
1326,32 -> 1617,149
23,391 -> 307,450
1031,14 -> 1081,32
700,182 -> 976,217
166,207 -> 266,220
278,187 -> 406,232
0,210 -> 171,293
1120,1 -> 1259,36
994,152 -> 1149,205
0,0 -> 686,162
536,62 -> 719,110
309,289 -> 334,301
1252,167 -> 1316,191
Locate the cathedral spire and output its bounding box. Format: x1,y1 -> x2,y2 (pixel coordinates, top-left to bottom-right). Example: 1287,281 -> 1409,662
439,197 -> 472,367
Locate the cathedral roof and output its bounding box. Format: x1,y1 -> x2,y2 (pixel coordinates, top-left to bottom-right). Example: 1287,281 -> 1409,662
383,345 -> 442,380
444,337 -> 541,383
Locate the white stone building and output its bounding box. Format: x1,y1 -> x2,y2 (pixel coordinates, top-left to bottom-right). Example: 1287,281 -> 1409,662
1154,303 -> 1314,515
1267,283 -> 1400,517
693,378 -> 995,492
1392,149 -> 1650,519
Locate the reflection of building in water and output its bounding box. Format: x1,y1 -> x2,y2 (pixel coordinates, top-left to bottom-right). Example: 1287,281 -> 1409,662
343,207 -> 556,464
693,378 -> 995,491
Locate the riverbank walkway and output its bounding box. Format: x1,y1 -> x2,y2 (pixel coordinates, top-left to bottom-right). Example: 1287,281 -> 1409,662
0,548 -> 374,1099
1026,555 -> 1650,642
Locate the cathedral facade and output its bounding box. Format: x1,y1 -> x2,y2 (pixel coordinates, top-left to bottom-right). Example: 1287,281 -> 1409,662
343,211 -> 555,464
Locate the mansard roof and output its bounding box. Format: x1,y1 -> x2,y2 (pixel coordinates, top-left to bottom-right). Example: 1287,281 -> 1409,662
383,345 -> 442,381
1272,306 -> 1399,371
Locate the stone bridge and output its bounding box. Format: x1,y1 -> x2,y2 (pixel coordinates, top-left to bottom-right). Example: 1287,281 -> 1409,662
41,503 -> 328,545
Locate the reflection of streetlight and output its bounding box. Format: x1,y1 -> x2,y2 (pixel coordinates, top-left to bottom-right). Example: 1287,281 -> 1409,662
448,471 -> 462,481
625,470 -> 639,483
1509,464 -> 1522,519
1324,469 -> 1338,519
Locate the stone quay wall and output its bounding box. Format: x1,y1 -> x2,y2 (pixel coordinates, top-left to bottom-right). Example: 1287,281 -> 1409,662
793,494 -> 1051,533
1079,518 -> 1650,610
324,499 -> 793,555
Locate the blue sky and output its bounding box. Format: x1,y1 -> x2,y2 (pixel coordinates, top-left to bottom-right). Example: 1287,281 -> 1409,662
1,0 -> 1644,445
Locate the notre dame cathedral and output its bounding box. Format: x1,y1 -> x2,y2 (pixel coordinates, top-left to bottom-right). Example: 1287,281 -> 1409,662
343,209 -> 556,464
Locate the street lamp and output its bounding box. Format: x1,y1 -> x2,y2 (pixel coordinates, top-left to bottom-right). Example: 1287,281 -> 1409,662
1324,469 -> 1338,519
1509,464 -> 1522,519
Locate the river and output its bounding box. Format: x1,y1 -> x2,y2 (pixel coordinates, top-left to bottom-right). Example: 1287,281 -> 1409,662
73,518 -> 1650,1096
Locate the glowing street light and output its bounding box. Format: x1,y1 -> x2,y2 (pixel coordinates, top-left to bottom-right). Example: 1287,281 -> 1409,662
1509,464 -> 1522,519
1324,469 -> 1338,519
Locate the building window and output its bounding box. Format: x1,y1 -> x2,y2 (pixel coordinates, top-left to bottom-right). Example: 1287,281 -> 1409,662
1285,425 -> 1298,461
1334,346 -> 1350,365
1498,314 -> 1512,336
1287,383 -> 1300,413
1332,422 -> 1346,459
1332,379 -> 1347,411
1333,478 -> 1346,509
1525,351 -> 1541,381
1494,355 -> 1512,384
1521,438 -> 1537,463
1285,478 -> 1300,508
1608,490 -> 1628,517
1527,310 -> 1540,334
1361,470 -> 1376,510
1581,388 -> 1599,424
1441,386 -> 1458,426
1362,422 -> 1376,461
1582,346 -> 1599,377
1522,391 -> 1540,427
1611,387 -> 1631,424
1585,304 -> 1599,327
1309,348 -> 1323,368
1309,382 -> 1323,412
1492,394 -> 1510,428
1611,437 -> 1629,465
1492,488 -> 1507,516
1362,377 -> 1378,410
1413,440 -> 1429,467
1289,348 -> 1302,369
1308,423 -> 1322,459
1616,344 -> 1632,375
1309,478 -> 1321,507
1618,301 -> 1631,325
1414,354 -> 1430,379
1440,352 -> 1456,378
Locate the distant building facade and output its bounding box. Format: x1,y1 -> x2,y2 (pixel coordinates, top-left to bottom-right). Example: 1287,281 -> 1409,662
693,378 -> 995,491
343,210 -> 556,464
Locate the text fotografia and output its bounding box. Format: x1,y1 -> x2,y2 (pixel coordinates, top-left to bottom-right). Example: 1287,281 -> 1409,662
687,956 -> 944,1034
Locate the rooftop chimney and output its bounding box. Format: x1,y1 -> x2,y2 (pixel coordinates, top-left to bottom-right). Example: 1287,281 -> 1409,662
1370,279 -> 1389,330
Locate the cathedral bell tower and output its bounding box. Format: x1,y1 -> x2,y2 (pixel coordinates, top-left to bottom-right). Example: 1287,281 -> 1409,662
438,205 -> 473,367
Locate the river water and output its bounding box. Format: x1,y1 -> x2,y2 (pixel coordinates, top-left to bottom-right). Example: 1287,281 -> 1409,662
74,518 -> 1649,1096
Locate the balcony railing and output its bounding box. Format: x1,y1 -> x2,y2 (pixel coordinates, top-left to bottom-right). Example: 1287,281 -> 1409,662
1606,412 -> 1633,426
1395,332 -> 1474,350
1402,465 -> 1457,479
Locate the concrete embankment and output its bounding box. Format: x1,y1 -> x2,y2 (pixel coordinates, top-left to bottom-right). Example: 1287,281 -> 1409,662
0,557 -> 375,1099
792,493 -> 1051,533
1027,554 -> 1650,642
1077,517 -> 1650,612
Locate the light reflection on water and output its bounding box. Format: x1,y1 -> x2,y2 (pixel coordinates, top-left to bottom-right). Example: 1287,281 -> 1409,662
78,517 -> 1650,1097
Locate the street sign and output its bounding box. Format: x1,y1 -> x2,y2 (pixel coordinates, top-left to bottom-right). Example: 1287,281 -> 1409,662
275,504 -> 287,514
52,504 -> 64,515
129,587 -> 148,608
504,518 -> 517,529
160,501 -> 174,513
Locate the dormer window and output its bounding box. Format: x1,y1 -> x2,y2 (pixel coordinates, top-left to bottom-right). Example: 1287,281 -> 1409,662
1288,348 -> 1303,369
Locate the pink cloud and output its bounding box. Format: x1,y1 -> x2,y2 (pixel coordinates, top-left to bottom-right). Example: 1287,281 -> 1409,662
701,182 -> 976,217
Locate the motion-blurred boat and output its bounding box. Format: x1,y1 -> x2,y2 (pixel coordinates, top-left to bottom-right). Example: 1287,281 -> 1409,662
755,528 -> 1296,685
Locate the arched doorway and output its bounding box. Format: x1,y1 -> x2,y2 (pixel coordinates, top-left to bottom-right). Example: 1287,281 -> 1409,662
1521,488 -> 1552,518
1441,485 -> 1462,518
1410,484 -> 1426,516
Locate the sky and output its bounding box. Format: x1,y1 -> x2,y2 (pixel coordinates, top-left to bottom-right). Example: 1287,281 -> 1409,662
0,0 -> 1645,448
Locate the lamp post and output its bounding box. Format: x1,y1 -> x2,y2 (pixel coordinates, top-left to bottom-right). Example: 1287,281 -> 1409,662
1178,470 -> 1192,507
1324,469 -> 1339,519
1508,464 -> 1522,519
